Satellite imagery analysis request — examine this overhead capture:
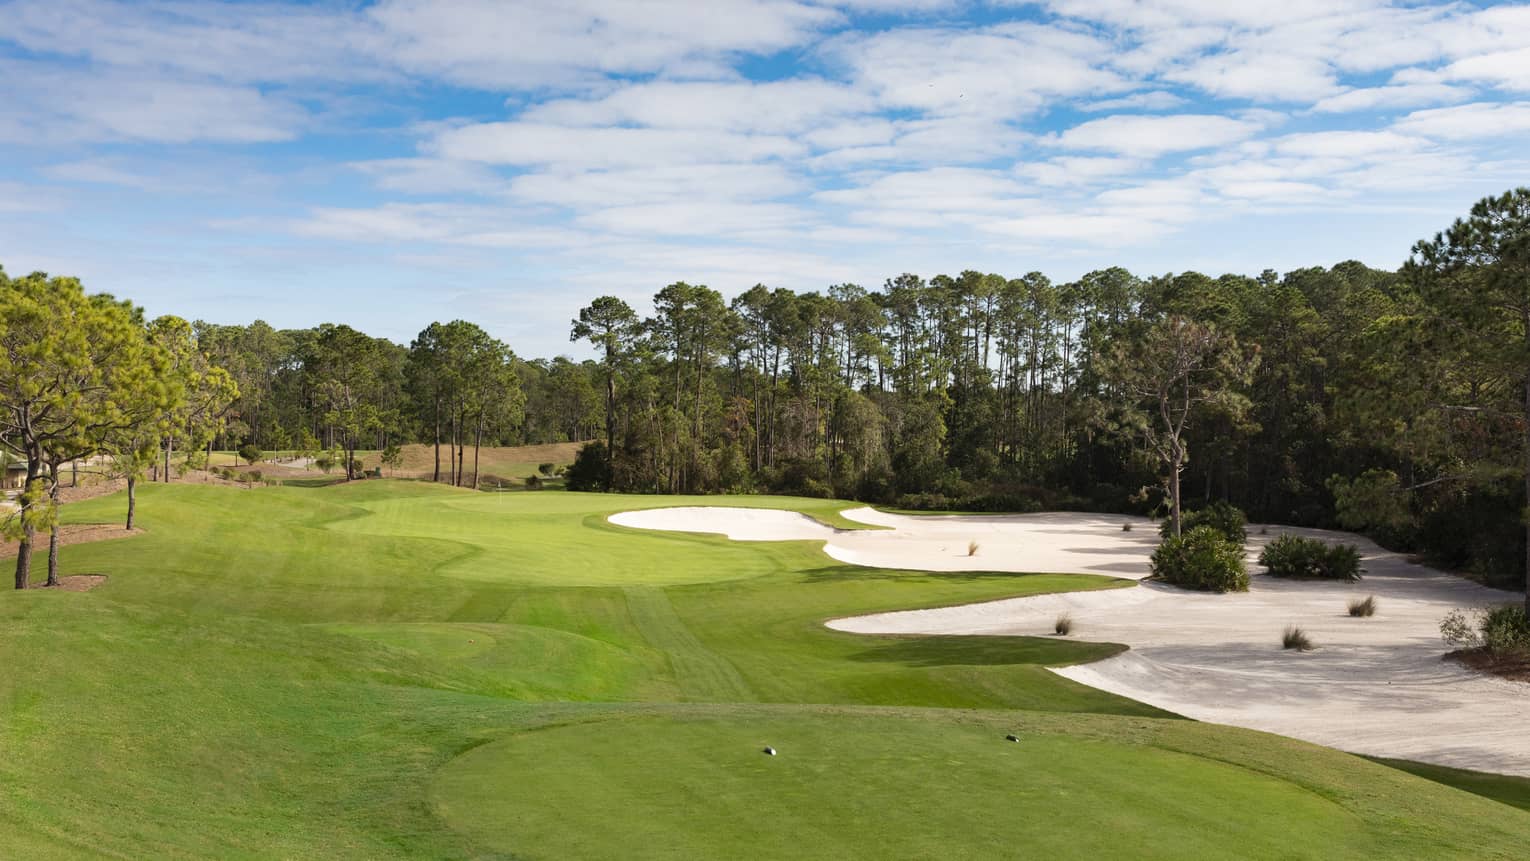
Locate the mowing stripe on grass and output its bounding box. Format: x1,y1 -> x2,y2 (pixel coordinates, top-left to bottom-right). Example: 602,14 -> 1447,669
622,586 -> 753,702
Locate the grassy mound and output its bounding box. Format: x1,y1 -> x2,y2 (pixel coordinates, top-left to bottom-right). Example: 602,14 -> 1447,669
433,706 -> 1530,860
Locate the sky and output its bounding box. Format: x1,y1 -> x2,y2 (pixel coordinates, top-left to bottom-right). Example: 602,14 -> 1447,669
2,0 -> 1529,359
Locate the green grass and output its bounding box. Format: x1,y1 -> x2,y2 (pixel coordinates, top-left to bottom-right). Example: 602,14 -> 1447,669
2,480 -> 1527,858
1367,756 -> 1530,812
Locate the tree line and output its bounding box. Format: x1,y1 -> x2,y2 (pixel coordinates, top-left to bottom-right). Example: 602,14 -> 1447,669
3,188 -> 1527,598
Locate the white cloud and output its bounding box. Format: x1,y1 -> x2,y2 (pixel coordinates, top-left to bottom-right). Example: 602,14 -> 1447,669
1311,83 -> 1469,113
367,0 -> 838,89
824,22 -> 1127,120
1081,91 -> 1187,112
1051,114 -> 1263,156
1443,47 -> 1530,92
511,164 -> 808,208
1270,130 -> 1426,158
0,61 -> 306,143
429,123 -> 806,168
522,79 -> 875,135
351,158 -> 509,195
1393,101 -> 1530,140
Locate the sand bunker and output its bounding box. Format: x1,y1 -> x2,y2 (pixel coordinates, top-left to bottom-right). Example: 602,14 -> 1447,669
614,506 -> 1530,776
610,507 -> 1163,575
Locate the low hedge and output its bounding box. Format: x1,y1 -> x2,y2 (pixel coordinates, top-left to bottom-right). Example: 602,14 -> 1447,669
1151,526 -> 1249,593
1160,501 -> 1247,543
1258,535 -> 1363,582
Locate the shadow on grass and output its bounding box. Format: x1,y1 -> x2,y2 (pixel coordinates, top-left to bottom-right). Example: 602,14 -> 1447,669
845,634 -> 1126,667
279,477 -> 348,488
1365,756 -> 1530,812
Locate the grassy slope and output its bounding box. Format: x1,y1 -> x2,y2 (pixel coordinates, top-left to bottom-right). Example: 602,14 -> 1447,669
1,481 -> 1526,858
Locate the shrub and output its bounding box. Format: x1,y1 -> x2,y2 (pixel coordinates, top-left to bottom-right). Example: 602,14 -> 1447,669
1347,596 -> 1377,617
1054,614 -> 1073,636
1282,625 -> 1314,651
1121,522 -> 1133,532
1481,605 -> 1530,654
246,469 -> 262,484
1440,605 -> 1530,654
564,441 -> 611,492
314,455 -> 334,474
525,474 -> 543,490
1259,536 -> 1363,581
538,462 -> 556,476
238,443 -> 263,465
1150,526 -> 1249,593
1160,501 -> 1246,543
967,540 -> 979,557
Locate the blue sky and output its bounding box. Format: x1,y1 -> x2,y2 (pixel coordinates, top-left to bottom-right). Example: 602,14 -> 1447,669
2,0 -> 1528,358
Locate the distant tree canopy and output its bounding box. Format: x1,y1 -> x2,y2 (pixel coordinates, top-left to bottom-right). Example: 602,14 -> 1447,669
5,187 -> 1529,595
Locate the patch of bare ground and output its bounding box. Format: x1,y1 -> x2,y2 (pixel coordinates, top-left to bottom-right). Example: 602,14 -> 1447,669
0,524 -> 143,559
27,574 -> 108,592
1446,649 -> 1530,683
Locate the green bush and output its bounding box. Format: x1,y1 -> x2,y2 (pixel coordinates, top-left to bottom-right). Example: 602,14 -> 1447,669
1150,526 -> 1249,593
238,443 -> 263,465
1258,535 -> 1363,582
525,474 -> 544,490
538,462 -> 556,476
564,441 -> 611,492
1482,605 -> 1530,654
1441,605 -> 1530,654
1160,501 -> 1246,543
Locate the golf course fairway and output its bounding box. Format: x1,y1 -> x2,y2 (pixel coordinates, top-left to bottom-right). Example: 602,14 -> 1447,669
3,479 -> 1529,858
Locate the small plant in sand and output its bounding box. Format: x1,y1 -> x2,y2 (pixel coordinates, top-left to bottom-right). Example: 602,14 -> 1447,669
1348,596 -> 1377,618
1054,614 -> 1073,636
1282,625 -> 1314,651
1121,522 -> 1133,532
967,540 -> 979,557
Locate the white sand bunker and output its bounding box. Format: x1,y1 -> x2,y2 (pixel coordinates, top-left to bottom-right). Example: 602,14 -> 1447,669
828,521 -> 1530,777
610,506 -> 1165,576
613,506 -> 1530,775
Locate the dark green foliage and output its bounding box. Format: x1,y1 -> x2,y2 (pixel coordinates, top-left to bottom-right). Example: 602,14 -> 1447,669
1259,535 -> 1363,582
1162,501 -> 1247,543
1442,605 -> 1530,655
1150,526 -> 1249,592
524,474 -> 543,490
564,441 -> 611,492
238,444 -> 262,465
537,462 -> 556,476
1481,606 -> 1530,654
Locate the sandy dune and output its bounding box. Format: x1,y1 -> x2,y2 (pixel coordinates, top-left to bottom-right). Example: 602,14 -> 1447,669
613,506 -> 1530,776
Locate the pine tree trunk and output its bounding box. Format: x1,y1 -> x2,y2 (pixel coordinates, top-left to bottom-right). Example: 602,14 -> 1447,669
433,399 -> 442,484
126,476 -> 137,530
45,465 -> 60,587
473,418 -> 482,490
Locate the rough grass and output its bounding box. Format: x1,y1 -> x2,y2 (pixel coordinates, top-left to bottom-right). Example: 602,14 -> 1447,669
1348,596 -> 1377,617
1283,625 -> 1315,651
2,482 -> 1526,858
1055,613 -> 1074,635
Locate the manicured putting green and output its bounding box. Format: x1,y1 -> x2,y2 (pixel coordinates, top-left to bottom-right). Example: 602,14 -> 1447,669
431,707 -> 1508,860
